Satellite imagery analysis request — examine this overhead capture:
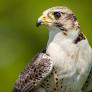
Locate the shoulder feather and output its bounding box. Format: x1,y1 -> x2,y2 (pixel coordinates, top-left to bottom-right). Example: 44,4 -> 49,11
82,49 -> 92,92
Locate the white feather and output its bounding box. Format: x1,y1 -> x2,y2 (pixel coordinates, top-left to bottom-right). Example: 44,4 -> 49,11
46,26 -> 92,92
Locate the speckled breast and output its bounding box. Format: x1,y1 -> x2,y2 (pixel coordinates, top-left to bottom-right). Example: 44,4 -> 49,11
40,67 -> 75,92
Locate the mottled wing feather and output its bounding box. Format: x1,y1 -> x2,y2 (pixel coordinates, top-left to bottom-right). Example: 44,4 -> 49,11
82,66 -> 92,92
82,50 -> 92,92
13,53 -> 53,92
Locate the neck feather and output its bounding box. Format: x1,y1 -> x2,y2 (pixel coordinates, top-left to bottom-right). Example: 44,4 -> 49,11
47,27 -> 80,47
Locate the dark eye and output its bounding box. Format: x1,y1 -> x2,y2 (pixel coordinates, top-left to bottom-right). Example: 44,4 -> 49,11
53,12 -> 61,19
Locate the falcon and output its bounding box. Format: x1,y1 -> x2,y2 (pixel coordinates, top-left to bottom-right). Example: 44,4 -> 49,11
13,6 -> 92,92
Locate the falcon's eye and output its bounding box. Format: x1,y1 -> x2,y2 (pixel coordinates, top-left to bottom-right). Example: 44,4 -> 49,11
53,12 -> 61,19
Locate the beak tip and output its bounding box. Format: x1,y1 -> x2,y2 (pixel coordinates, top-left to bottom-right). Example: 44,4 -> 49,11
36,21 -> 42,27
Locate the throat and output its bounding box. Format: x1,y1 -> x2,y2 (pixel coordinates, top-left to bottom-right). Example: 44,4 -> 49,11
47,27 -> 66,47
46,27 -> 82,59
46,27 -> 81,66
47,27 -> 80,47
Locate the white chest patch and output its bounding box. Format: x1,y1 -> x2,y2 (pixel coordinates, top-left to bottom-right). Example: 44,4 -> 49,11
45,31 -> 92,92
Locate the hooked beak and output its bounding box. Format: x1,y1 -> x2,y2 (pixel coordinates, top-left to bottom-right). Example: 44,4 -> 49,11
36,15 -> 49,27
36,21 -> 42,27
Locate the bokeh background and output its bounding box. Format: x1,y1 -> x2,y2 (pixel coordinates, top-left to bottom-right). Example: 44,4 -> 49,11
0,0 -> 92,91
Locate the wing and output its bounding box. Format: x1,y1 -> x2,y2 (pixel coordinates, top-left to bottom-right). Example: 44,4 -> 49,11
82,50 -> 92,92
82,66 -> 92,92
13,53 -> 53,92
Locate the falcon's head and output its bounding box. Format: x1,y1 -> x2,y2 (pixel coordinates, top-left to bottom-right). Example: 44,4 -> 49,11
37,6 -> 79,32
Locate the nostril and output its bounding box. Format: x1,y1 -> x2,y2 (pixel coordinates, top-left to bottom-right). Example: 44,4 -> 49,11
43,16 -> 46,19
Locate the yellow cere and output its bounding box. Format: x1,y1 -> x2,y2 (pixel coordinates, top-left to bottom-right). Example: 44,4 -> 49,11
41,16 -> 48,24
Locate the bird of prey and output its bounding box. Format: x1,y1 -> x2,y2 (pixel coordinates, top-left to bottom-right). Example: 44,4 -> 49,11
13,6 -> 92,92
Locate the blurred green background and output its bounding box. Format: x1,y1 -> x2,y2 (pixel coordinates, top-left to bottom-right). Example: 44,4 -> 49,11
0,0 -> 92,91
